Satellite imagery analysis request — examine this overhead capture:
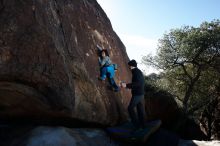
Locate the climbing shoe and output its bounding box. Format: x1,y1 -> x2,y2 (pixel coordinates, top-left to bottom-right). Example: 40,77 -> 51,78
98,77 -> 105,81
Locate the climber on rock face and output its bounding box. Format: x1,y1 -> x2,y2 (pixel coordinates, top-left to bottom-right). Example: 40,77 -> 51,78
97,45 -> 119,92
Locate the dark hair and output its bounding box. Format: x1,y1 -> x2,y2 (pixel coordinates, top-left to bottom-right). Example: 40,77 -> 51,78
128,59 -> 137,67
100,49 -> 109,57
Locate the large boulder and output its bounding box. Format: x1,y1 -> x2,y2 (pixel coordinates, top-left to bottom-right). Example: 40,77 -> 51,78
0,125 -> 218,146
0,126 -> 118,146
144,85 -> 180,127
144,84 -> 207,140
0,0 -> 131,125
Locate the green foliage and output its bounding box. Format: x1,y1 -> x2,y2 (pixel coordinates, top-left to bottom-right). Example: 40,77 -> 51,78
144,73 -> 176,101
142,19 -> 220,117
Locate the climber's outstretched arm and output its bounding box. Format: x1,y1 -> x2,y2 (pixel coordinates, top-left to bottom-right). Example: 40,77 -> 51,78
96,44 -> 103,51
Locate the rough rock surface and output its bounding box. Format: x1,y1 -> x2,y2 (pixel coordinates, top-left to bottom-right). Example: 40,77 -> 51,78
26,127 -> 116,146
0,126 -> 119,146
178,140 -> 220,146
0,125 -> 219,146
144,89 -> 180,127
0,0 -> 131,125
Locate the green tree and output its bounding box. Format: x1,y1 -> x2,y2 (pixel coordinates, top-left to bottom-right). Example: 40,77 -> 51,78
142,20 -> 220,114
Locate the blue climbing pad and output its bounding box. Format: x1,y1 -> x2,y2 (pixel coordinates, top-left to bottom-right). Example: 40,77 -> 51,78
106,120 -> 162,143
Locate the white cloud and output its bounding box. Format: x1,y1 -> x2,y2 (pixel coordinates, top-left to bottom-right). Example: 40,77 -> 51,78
119,34 -> 159,75
96,0 -> 160,75
120,34 -> 158,53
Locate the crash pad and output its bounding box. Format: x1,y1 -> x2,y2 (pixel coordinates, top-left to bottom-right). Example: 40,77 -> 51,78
106,120 -> 162,143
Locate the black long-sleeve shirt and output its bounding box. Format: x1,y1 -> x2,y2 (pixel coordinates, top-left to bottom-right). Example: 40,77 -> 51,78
126,67 -> 145,96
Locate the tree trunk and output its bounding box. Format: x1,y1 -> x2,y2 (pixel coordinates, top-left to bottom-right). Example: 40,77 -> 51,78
183,83 -> 194,114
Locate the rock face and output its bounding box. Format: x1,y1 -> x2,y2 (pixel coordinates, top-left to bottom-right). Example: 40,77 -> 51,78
26,127 -> 115,146
0,0 -> 131,125
0,126 -> 119,146
144,85 -> 180,128
178,140 -> 220,146
0,125 -> 219,146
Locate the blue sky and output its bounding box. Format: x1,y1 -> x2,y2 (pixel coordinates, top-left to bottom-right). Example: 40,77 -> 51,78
96,0 -> 220,74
